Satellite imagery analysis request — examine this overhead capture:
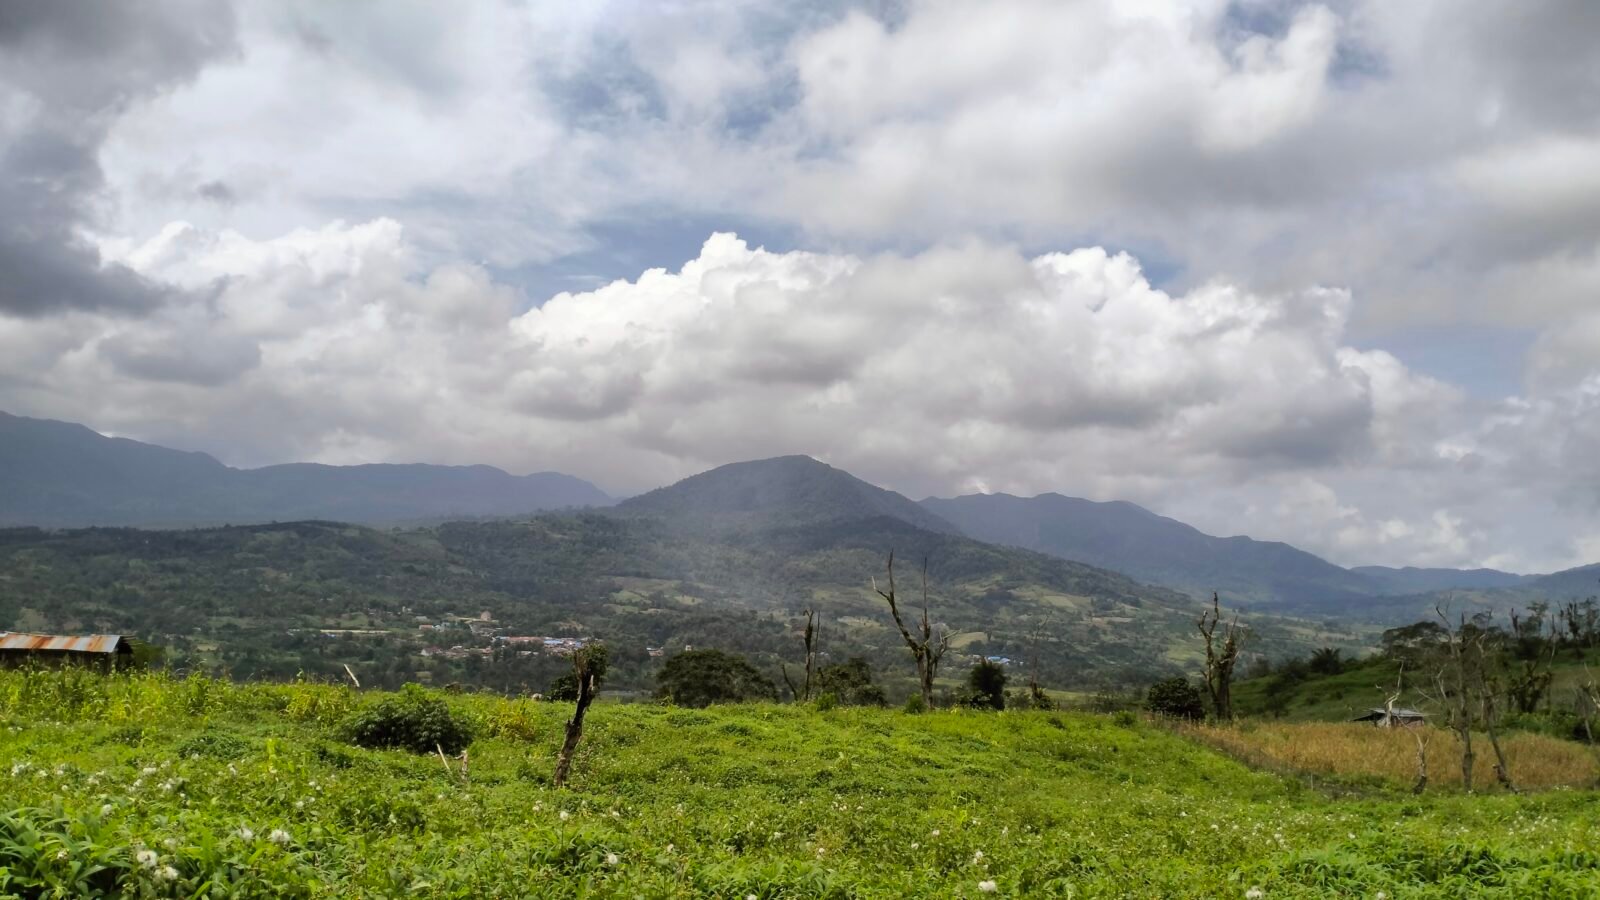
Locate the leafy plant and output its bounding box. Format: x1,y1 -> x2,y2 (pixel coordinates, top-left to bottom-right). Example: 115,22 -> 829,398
343,683 -> 474,754
961,659 -> 1007,710
655,649 -> 777,708
1145,676 -> 1205,720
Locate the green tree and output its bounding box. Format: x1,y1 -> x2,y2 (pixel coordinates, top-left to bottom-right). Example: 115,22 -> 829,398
815,657 -> 887,707
1308,647 -> 1344,676
655,649 -> 777,708
1145,676 -> 1204,720
548,643 -> 609,700
963,659 -> 1007,710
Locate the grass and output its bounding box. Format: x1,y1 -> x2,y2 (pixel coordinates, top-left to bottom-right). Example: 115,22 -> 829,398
1177,721 -> 1600,792
2,669 -> 1599,897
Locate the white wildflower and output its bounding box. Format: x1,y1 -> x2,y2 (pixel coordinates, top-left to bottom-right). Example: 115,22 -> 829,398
605,852 -> 619,865
269,829 -> 290,845
746,895 -> 758,900
979,880 -> 998,893
162,838 -> 178,850
141,767 -> 158,776
931,829 -> 940,837
157,865 -> 178,882
559,810 -> 570,821
1245,888 -> 1265,900
973,850 -> 985,864
55,850 -> 69,861
100,804 -> 113,817
910,842 -> 920,850
237,826 -> 255,841
136,849 -> 159,869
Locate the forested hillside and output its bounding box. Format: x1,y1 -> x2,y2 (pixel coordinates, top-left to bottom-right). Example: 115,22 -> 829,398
0,508 -> 1369,697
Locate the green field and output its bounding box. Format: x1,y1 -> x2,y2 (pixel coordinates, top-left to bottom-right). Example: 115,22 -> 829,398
3,670 -> 1598,897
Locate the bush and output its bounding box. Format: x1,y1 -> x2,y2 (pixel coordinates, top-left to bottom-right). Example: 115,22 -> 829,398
176,728 -> 252,760
902,694 -> 927,714
1145,676 -> 1204,720
814,658 -> 888,707
961,660 -> 1007,710
655,649 -> 777,708
548,643 -> 609,701
343,683 -> 474,754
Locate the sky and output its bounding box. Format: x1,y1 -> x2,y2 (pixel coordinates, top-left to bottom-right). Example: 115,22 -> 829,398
2,0 -> 1599,573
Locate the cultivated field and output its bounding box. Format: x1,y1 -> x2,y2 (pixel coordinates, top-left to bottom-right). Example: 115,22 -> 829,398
3,670 -> 1598,897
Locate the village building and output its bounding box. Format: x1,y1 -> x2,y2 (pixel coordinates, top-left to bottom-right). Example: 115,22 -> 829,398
0,632 -> 134,671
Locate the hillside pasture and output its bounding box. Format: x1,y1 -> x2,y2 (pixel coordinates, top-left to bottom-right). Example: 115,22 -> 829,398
1,669 -> 1598,897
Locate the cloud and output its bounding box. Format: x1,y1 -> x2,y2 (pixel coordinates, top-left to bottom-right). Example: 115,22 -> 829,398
23,219 -> 1597,569
3,0 -> 1600,573
0,0 -> 235,317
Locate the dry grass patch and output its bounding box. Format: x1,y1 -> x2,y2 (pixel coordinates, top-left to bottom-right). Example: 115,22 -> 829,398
1178,720 -> 1600,791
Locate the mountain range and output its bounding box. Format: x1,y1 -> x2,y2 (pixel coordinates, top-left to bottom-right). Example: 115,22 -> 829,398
0,411 -> 611,526
0,450 -> 1372,690
4,411 -> 1591,619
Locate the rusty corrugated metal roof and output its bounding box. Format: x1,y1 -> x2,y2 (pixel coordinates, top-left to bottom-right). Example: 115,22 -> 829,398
0,632 -> 128,653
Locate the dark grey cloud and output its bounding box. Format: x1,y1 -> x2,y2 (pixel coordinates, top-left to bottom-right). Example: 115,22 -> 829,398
100,330 -> 261,387
0,0 -> 237,317
196,180 -> 237,206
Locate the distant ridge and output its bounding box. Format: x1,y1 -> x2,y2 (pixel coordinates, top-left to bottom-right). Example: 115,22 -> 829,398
0,411 -> 612,526
1350,565 -> 1532,595
922,491 -> 1532,612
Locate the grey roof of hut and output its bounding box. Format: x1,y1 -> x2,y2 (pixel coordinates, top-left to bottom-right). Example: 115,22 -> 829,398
1351,707 -> 1426,720
0,632 -> 131,653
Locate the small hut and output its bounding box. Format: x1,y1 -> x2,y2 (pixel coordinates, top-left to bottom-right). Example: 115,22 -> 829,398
0,632 -> 134,671
1350,707 -> 1426,727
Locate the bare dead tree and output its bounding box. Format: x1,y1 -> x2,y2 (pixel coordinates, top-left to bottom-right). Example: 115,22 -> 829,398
1197,592 -> 1244,722
1577,664 -> 1600,747
1433,604 -> 1476,792
1025,620 -> 1054,710
781,608 -> 821,702
874,552 -> 950,710
553,644 -> 603,788
1382,664 -> 1429,794
1471,628 -> 1518,793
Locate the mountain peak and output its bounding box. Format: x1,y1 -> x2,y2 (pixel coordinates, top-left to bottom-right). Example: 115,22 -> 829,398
614,456 -> 960,534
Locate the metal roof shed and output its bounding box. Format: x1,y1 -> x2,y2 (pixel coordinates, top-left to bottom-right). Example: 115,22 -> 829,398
0,632 -> 134,670
1350,707 -> 1427,727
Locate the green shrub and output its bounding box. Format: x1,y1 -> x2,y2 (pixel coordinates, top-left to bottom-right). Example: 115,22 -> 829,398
902,694 -> 927,714
343,683 -> 474,754
814,658 -> 888,707
655,649 -> 777,708
961,660 -> 1008,710
1145,676 -> 1204,720
176,728 -> 252,760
